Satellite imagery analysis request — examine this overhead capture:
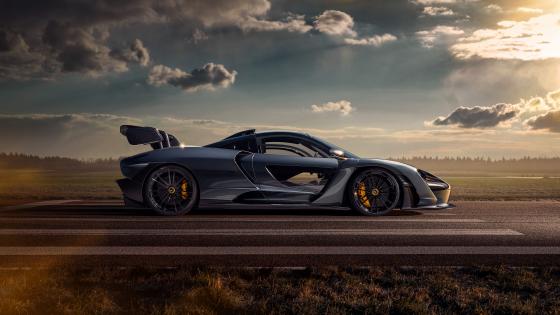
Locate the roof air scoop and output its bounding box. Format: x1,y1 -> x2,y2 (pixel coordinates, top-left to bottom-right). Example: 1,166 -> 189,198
224,129 -> 256,139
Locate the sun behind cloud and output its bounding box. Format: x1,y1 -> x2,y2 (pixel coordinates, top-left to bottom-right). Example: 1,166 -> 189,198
451,13 -> 560,60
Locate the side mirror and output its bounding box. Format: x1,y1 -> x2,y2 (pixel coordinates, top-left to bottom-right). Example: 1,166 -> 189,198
329,149 -> 346,159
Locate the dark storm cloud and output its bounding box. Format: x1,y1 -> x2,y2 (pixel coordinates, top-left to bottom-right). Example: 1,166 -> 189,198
0,30 -> 26,52
525,110 -> 560,133
0,0 -> 271,80
42,20 -> 128,75
431,103 -> 519,128
148,63 -> 237,92
0,20 -> 148,79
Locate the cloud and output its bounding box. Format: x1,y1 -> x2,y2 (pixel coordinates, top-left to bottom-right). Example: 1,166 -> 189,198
484,4 -> 503,14
411,0 -> 479,4
416,25 -> 464,47
313,10 -> 357,37
451,14 -> 560,60
430,89 -> 560,129
344,34 -> 397,47
110,39 -> 150,66
189,29 -> 209,44
42,20 -> 130,75
311,100 -> 354,116
517,7 -> 544,14
0,19 -> 152,79
422,6 -> 455,16
431,103 -> 519,128
523,89 -> 560,132
546,89 -> 560,106
525,110 -> 560,132
0,0 -> 301,80
148,63 -> 237,92
0,29 -> 49,80
237,14 -> 312,33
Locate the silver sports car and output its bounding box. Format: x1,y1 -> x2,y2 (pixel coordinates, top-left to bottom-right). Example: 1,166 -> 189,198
118,126 -> 452,216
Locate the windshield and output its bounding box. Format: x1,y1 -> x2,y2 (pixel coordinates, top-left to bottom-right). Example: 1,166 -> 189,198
309,135 -> 359,159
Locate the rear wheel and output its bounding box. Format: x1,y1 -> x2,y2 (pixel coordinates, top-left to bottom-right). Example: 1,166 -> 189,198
348,168 -> 400,216
144,165 -> 198,216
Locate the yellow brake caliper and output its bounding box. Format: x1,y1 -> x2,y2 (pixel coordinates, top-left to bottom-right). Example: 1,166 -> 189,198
357,182 -> 371,208
180,179 -> 188,200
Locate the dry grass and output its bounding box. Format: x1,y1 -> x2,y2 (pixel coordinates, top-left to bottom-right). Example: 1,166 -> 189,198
0,266 -> 559,315
0,169 -> 121,201
445,177 -> 560,201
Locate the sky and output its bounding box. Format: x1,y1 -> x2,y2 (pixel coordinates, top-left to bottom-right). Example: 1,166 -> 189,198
0,0 -> 560,158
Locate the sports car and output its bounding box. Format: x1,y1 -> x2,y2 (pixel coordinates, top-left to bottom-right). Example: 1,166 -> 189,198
117,125 -> 452,216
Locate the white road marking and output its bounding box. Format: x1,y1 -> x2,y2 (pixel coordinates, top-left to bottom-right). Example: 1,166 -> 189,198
417,212 -> 456,216
0,228 -> 522,236
0,200 -> 79,212
0,246 -> 556,256
0,217 -> 481,223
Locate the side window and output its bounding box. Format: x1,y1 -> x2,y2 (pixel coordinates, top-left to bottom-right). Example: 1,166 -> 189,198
220,137 -> 257,152
261,137 -> 326,158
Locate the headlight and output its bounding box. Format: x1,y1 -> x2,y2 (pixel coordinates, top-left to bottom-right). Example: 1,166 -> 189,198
418,169 -> 444,183
418,169 -> 449,190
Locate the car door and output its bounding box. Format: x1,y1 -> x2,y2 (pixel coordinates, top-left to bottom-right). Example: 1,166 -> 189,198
251,135 -> 339,203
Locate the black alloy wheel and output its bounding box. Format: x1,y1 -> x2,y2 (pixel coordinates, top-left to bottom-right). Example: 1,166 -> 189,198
144,165 -> 198,215
348,168 -> 401,216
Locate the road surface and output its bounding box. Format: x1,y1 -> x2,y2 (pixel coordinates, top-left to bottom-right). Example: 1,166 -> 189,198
0,200 -> 559,266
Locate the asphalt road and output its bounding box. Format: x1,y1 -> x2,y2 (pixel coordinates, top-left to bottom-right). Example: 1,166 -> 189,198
0,200 -> 559,266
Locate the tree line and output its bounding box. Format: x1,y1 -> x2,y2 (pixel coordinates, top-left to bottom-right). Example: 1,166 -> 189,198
0,153 -> 119,171
392,156 -> 560,176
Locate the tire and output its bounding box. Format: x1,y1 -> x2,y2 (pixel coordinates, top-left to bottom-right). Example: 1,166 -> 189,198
347,168 -> 401,216
143,165 -> 198,216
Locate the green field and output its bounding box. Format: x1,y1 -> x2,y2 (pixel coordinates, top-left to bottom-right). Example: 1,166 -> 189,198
0,169 -> 121,203
1,169 -> 560,204
1,266 -> 558,315
444,177 -> 560,201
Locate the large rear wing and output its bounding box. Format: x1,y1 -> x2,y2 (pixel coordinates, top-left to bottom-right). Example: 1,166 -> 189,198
120,125 -> 180,149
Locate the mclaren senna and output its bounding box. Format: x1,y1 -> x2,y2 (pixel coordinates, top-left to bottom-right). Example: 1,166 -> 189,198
118,125 -> 452,216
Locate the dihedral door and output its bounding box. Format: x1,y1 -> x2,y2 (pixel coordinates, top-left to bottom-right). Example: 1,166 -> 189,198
251,153 -> 339,203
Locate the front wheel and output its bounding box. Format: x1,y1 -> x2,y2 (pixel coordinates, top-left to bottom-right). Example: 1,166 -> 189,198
144,165 -> 198,216
348,168 -> 401,216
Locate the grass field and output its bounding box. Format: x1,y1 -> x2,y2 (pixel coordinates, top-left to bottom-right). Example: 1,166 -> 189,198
0,169 -> 121,203
1,169 -> 560,203
445,177 -> 560,201
0,266 -> 558,315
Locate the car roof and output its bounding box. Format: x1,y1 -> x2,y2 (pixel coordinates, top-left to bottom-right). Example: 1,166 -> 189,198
206,130 -> 314,148
222,129 -> 311,140
254,130 -> 310,137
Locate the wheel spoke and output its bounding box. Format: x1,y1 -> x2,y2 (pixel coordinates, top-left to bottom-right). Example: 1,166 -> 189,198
159,175 -> 170,186
152,178 -> 167,187
353,171 -> 400,215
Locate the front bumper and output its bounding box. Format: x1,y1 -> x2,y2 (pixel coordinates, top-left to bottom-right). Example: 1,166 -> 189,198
401,170 -> 453,210
420,187 -> 453,209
